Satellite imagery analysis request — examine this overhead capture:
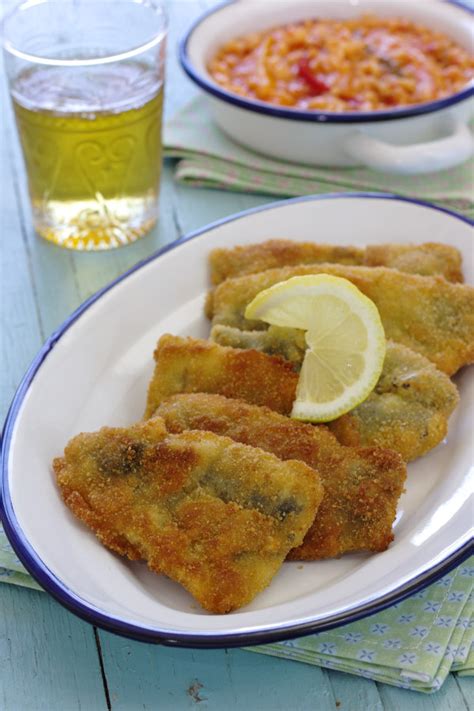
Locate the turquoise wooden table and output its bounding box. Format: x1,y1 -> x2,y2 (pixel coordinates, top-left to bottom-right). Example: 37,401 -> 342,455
1,1 -> 473,708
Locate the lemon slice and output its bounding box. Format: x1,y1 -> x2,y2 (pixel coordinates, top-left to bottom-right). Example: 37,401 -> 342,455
245,274 -> 386,422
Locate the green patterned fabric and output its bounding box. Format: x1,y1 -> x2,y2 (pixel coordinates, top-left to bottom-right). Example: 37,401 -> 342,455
454,640 -> 474,676
163,98 -> 474,219
0,522 -> 471,692
247,557 -> 474,693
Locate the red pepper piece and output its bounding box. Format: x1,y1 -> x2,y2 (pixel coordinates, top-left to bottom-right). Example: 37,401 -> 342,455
297,59 -> 329,95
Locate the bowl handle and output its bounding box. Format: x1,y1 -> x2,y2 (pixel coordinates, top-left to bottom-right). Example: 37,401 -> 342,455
344,117 -> 473,175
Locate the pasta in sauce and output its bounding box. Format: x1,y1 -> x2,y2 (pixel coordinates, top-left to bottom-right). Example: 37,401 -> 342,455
208,16 -> 474,112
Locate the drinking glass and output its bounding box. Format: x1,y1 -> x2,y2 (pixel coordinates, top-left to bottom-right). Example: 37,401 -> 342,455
3,0 -> 167,250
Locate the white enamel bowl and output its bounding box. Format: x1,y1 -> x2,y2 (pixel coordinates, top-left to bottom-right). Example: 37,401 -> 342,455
180,0 -> 474,174
1,194 -> 473,646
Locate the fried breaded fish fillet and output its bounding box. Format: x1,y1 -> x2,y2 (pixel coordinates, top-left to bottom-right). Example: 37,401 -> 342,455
209,240 -> 463,285
146,335 -> 458,462
144,334 -> 298,419
207,264 -> 474,375
155,394 -> 406,560
329,341 -> 460,457
54,418 -> 323,613
210,326 -> 460,460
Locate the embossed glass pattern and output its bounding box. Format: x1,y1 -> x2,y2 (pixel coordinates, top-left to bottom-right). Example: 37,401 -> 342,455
3,0 -> 167,250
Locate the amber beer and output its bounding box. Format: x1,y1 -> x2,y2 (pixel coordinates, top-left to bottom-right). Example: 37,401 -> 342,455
12,61 -> 163,250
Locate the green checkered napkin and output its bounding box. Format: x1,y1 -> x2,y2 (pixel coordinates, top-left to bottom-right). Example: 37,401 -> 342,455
0,523 -> 471,692
164,97 -> 474,219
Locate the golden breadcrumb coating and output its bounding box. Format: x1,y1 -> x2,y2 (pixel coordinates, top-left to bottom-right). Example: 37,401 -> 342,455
208,263 -> 474,375
155,393 -> 406,560
146,335 -> 458,462
209,240 -> 463,285
210,329 -> 459,461
328,341 -> 459,458
145,334 -> 298,419
54,418 -> 323,613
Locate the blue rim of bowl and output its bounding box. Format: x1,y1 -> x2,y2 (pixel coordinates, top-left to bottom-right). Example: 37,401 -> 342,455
179,0 -> 474,124
1,193 -> 473,648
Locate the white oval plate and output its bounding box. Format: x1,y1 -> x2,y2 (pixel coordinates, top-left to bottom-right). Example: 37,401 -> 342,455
1,194 -> 473,647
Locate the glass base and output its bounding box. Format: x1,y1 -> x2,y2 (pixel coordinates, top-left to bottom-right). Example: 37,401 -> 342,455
32,196 -> 158,251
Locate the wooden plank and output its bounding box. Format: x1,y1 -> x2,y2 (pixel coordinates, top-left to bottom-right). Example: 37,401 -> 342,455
173,186 -> 271,237
98,635 -> 339,711
327,669 -> 384,711
0,82 -> 45,416
456,676 -> 474,708
376,674 -> 469,710
0,585 -> 107,711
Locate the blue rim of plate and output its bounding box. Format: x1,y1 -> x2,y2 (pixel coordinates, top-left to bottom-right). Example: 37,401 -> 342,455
1,193 -> 473,648
179,0 -> 474,124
